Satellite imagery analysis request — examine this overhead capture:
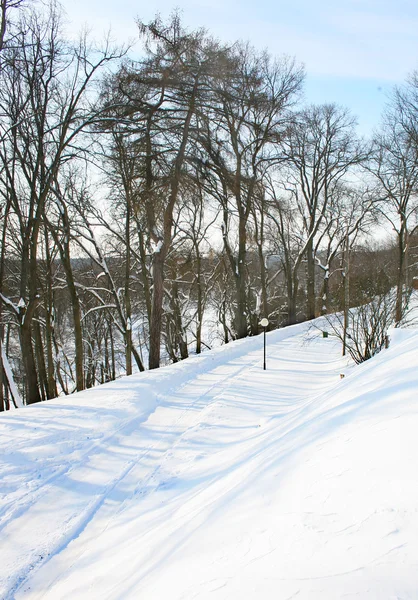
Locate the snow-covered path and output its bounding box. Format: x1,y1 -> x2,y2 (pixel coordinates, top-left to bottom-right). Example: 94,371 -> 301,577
2,324 -> 418,599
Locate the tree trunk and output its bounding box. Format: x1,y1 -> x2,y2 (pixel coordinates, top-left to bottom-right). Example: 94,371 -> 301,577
220,298 -> 229,344
321,272 -> 330,316
149,250 -> 165,369
44,228 -> 58,398
125,205 -> 133,376
48,217 -> 85,392
34,321 -> 48,400
287,291 -> 297,325
125,328 -> 132,376
132,346 -> 145,372
233,218 -> 248,338
395,221 -> 407,324
259,248 -> 268,319
137,226 -> 152,325
44,314 -> 57,398
306,237 -> 316,320
195,248 -> 203,354
20,321 -> 41,404
234,271 -> 248,338
171,278 -> 188,360
286,269 -> 298,326
342,234 -> 350,356
109,322 -> 116,381
18,235 -> 42,404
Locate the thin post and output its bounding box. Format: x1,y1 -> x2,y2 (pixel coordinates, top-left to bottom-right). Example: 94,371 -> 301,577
263,327 -> 266,370
259,318 -> 269,371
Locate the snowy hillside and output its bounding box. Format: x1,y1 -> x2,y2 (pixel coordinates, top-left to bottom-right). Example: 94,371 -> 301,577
1,321 -> 418,599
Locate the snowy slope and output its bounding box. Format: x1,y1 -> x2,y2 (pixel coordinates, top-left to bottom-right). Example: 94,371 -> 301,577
1,322 -> 418,599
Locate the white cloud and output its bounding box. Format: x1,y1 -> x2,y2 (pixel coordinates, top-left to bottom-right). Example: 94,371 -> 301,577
59,0 -> 418,82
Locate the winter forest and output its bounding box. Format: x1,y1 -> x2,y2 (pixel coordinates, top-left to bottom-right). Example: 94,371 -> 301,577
1,0 -> 418,409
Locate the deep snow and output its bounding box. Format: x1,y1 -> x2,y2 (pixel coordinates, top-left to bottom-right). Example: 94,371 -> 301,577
1,321 -> 418,599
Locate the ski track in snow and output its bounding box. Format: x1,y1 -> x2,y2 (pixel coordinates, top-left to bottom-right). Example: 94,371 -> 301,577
2,322 -> 418,599
0,323 -> 303,598
1,346 -> 263,597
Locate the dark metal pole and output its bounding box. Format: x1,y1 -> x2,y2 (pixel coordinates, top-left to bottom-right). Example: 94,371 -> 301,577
263,327 -> 266,370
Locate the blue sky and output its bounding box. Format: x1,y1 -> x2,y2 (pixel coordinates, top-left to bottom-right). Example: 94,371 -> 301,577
60,0 -> 418,135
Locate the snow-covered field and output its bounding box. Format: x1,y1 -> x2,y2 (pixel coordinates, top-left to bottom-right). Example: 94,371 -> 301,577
1,320 -> 418,599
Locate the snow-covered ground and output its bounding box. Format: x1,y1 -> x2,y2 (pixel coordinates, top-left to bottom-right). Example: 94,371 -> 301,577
1,321 -> 418,599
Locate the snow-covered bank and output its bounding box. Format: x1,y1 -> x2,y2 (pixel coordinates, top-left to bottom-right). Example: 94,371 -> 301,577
1,322 -> 418,599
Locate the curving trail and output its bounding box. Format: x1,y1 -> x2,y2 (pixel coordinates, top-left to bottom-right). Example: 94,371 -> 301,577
2,324 -> 418,599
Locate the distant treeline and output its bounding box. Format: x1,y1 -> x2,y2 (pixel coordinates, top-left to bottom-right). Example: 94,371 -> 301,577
1,1 -> 417,407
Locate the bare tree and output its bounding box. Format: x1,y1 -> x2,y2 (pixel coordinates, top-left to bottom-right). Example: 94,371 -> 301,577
314,184 -> 375,315
281,104 -> 365,321
393,71 -> 418,151
264,175 -> 306,325
104,14 -> 232,368
323,285 -> 395,365
96,130 -> 151,375
0,2 -> 124,402
0,0 -> 26,409
173,178 -> 219,354
200,45 -> 303,337
369,98 -> 418,324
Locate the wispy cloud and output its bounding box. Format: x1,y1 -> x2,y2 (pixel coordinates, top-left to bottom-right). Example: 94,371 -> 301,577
58,0 -> 418,132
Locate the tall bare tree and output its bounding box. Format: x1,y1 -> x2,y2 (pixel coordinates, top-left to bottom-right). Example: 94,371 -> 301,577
0,2 -> 123,402
281,104 -> 364,320
105,14 -> 232,368
200,46 -> 303,337
369,91 -> 418,323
